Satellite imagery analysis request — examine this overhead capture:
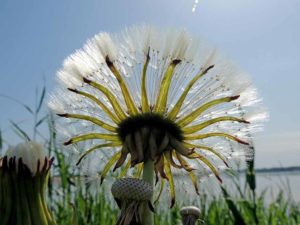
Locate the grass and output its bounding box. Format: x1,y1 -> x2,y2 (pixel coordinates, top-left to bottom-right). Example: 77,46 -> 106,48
46,142 -> 300,225
0,88 -> 299,225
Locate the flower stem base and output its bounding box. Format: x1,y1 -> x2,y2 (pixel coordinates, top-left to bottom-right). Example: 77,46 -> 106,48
141,160 -> 154,225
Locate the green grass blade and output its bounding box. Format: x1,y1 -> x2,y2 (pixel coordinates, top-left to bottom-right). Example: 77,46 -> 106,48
36,86 -> 46,114
10,120 -> 31,141
221,186 -> 246,225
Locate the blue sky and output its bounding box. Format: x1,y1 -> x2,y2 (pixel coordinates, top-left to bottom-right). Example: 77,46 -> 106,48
0,0 -> 299,167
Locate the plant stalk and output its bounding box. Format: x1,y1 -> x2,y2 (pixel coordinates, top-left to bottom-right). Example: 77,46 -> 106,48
141,159 -> 154,225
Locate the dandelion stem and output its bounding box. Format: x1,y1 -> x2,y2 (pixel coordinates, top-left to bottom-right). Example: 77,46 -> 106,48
141,159 -> 154,225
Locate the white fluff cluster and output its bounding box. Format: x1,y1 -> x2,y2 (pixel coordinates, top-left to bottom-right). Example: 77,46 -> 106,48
49,25 -> 267,179
5,141 -> 47,175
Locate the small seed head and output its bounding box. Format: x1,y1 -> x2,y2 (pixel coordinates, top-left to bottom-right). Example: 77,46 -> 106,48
180,206 -> 201,218
111,178 -> 153,201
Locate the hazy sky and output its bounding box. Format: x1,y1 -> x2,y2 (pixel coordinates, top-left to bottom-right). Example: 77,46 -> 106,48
0,0 -> 299,168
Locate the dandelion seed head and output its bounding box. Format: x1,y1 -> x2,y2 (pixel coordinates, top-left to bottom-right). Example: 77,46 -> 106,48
4,141 -> 47,174
49,25 -> 267,206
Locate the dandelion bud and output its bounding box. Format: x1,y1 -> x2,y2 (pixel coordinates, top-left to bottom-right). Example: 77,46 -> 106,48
0,141 -> 56,225
111,178 -> 154,225
180,206 -> 201,225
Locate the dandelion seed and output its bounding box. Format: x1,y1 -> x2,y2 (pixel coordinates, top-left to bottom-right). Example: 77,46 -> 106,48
49,25 -> 267,208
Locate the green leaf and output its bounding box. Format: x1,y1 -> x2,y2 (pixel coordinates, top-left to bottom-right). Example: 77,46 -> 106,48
221,186 -> 247,225
10,120 -> 30,141
35,115 -> 48,128
0,128 -> 2,150
23,104 -> 34,114
70,203 -> 78,225
0,94 -> 34,114
36,86 -> 46,113
240,200 -> 258,224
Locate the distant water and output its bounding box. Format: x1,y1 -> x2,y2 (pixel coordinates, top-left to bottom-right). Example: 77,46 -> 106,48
191,171 -> 300,204
254,171 -> 300,203
224,171 -> 300,203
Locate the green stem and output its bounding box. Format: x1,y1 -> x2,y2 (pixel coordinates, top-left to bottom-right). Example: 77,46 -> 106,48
141,160 -> 154,225
1,169 -> 12,224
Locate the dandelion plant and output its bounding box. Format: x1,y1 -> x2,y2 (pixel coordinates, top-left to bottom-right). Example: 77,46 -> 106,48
49,25 -> 266,224
0,141 -> 56,225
